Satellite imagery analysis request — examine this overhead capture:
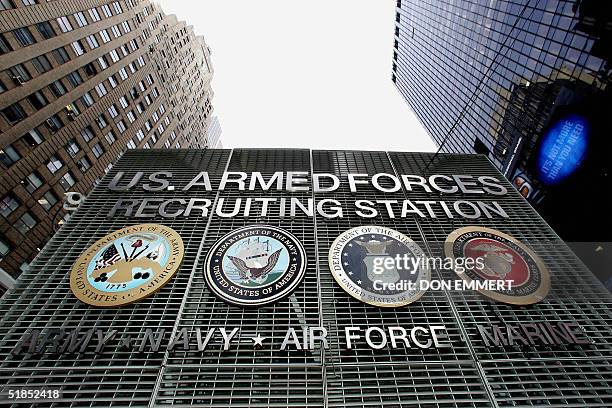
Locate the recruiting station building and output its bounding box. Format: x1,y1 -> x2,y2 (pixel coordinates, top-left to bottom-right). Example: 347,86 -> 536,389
0,149 -> 611,407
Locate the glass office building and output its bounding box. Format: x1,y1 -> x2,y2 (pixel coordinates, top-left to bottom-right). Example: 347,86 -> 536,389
0,149 -> 610,407
392,0 -> 611,287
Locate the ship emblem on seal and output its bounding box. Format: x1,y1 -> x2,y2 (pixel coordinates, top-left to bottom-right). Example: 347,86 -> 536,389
204,225 -> 307,306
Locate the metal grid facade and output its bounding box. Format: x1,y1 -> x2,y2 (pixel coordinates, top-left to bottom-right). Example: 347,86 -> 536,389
0,149 -> 611,407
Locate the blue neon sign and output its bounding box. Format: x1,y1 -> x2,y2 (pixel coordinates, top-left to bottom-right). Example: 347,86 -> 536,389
536,114 -> 590,186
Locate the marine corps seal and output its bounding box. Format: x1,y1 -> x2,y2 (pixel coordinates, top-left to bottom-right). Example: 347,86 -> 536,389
70,224 -> 184,307
328,226 -> 431,307
204,225 -> 307,306
445,226 -> 550,305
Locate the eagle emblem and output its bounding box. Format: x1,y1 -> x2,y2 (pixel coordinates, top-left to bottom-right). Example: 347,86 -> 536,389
228,249 -> 282,282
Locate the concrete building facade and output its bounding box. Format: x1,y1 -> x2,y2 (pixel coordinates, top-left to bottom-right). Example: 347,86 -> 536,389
0,0 -> 215,292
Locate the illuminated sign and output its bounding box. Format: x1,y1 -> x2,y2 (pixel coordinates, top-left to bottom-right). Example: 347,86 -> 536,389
537,114 -> 589,185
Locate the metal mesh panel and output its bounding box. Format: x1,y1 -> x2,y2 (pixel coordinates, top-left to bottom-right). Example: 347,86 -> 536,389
0,150 -> 230,406
326,363 -> 491,407
0,149 -> 610,407
482,359 -> 612,407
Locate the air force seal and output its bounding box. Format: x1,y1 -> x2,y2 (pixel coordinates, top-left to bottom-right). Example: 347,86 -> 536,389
328,226 -> 431,307
204,225 -> 307,307
445,226 -> 550,305
70,224 -> 184,307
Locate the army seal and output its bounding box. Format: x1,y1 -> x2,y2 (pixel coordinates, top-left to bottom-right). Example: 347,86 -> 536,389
70,224 -> 184,307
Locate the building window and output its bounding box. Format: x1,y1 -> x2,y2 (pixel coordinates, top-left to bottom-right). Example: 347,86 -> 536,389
119,96 -> 129,109
108,75 -> 118,88
57,16 -> 73,33
13,27 -> 36,47
113,2 -> 122,14
121,21 -> 131,33
98,56 -> 109,70
59,171 -> 76,190
85,34 -> 99,50
0,0 -> 16,11
0,194 -> 20,218
95,82 -> 107,97
65,103 -> 80,118
136,129 -> 144,141
38,190 -> 58,211
127,110 -> 136,123
0,145 -> 21,167
77,156 -> 91,172
84,62 -> 97,77
100,29 -> 111,43
36,21 -> 56,39
23,129 -> 44,146
92,143 -> 104,158
81,92 -> 95,107
119,67 -> 128,80
0,33 -> 13,54
22,0 -> 37,6
23,171 -> 43,193
14,212 -> 37,235
111,25 -> 122,38
110,49 -> 119,63
116,120 -> 127,134
0,236 -> 11,261
46,155 -> 63,173
27,91 -> 48,110
105,130 -> 117,145
9,63 -> 31,83
73,12 -> 88,27
81,126 -> 95,142
32,55 -> 52,74
49,80 -> 67,97
45,115 -> 63,133
101,4 -> 112,18
66,71 -> 83,87
2,103 -> 27,124
52,47 -> 71,64
127,140 -> 136,149
96,114 -> 108,129
65,139 -> 80,157
72,40 -> 85,56
89,8 -> 101,22
108,104 -> 118,118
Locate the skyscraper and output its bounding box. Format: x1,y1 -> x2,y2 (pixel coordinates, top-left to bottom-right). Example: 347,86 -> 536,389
392,0 -> 611,286
0,0 -> 215,293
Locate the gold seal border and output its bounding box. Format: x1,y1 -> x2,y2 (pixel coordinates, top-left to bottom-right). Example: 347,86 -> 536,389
444,226 -> 551,305
69,223 -> 184,308
328,225 -> 431,308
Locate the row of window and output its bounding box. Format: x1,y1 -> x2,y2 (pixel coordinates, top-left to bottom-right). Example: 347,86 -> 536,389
0,2 -> 123,55
1,16 -> 135,102
2,34 -> 144,137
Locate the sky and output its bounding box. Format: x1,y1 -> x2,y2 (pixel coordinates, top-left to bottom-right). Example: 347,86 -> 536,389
155,0 -> 435,152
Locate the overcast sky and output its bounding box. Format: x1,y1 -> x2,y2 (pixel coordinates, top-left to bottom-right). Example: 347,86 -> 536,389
156,0 -> 434,152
